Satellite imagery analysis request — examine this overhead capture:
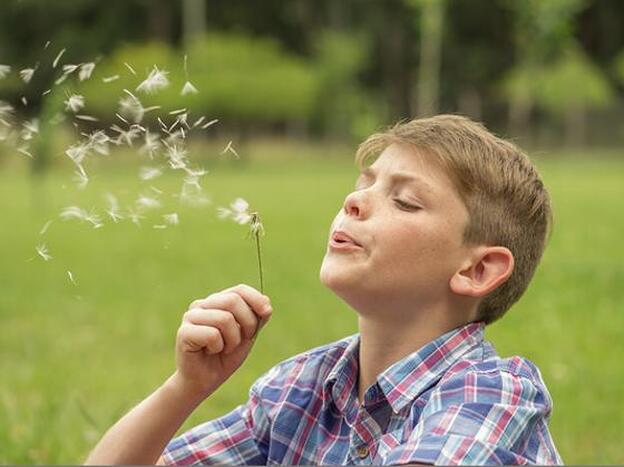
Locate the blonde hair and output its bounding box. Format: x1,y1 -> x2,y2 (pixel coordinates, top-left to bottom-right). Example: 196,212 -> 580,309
355,114 -> 553,325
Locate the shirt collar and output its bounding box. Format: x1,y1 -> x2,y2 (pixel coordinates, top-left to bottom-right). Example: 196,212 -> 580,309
322,321 -> 485,414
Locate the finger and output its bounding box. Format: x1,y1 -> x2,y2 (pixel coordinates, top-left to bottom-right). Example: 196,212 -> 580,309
223,283 -> 273,320
190,292 -> 260,340
183,308 -> 242,354
177,323 -> 224,355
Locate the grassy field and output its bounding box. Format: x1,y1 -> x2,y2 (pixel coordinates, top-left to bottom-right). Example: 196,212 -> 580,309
0,140 -> 623,463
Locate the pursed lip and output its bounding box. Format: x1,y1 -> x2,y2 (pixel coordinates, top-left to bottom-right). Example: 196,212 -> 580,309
330,229 -> 363,249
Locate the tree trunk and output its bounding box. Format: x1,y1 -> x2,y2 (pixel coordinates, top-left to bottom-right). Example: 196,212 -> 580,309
416,0 -> 444,117
182,0 -> 206,47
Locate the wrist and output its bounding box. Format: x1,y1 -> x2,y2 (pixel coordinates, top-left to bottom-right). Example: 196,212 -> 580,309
163,372 -> 216,406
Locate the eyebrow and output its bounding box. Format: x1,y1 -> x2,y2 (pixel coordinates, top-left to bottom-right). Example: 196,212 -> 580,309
357,167 -> 435,194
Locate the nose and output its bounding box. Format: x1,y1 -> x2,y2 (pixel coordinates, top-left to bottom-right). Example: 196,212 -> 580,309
343,190 -> 367,219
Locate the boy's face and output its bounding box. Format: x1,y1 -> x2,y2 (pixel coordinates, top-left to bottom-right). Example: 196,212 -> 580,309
320,143 -> 473,315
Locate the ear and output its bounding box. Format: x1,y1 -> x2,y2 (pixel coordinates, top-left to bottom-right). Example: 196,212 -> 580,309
449,246 -> 514,298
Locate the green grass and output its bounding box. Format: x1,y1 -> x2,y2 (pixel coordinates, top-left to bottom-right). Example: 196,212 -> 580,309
0,142 -> 623,463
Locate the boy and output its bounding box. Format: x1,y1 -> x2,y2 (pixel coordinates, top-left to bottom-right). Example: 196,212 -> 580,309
85,115 -> 563,465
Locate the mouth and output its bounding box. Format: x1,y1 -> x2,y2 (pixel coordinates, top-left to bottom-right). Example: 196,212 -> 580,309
329,229 -> 363,251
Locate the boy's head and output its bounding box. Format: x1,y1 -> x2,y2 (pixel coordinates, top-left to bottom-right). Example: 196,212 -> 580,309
320,114 -> 552,325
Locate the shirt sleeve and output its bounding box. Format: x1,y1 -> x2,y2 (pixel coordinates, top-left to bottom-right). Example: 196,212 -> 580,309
383,368 -> 561,465
160,376 -> 271,465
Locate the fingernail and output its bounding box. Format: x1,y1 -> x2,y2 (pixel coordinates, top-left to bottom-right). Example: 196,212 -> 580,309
264,304 -> 273,314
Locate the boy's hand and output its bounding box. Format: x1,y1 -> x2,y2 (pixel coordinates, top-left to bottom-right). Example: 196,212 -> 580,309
171,284 -> 272,399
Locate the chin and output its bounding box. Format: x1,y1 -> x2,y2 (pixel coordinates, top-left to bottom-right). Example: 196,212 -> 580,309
319,255 -> 360,295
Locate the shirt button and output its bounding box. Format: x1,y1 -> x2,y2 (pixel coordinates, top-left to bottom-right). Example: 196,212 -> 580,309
356,445 -> 369,458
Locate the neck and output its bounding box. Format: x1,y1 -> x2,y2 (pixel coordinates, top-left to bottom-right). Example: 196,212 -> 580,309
356,300 -> 471,405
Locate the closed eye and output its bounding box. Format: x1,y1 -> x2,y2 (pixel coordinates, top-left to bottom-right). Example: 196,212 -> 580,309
394,199 -> 420,211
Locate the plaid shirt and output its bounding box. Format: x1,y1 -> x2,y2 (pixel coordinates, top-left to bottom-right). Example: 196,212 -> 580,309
162,322 -> 563,465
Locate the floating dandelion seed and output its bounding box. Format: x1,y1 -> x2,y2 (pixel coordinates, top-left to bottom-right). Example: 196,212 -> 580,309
21,96 -> 27,106
0,101 -> 14,119
136,66 -> 169,94
181,81 -> 199,96
164,143 -> 188,170
67,270 -> 77,285
163,213 -> 179,225
85,130 -> 110,156
102,74 -> 120,83
139,166 -> 163,181
104,193 -> 123,222
60,206 -> 102,228
62,64 -> 79,74
65,94 -> 85,113
79,62 -> 95,81
126,208 -> 145,226
44,40 -> 51,49
39,220 -> 53,235
139,131 -> 161,158
42,89 -> 52,96
0,64 -> 11,79
65,142 -> 90,166
20,68 -> 35,83
73,165 -> 89,190
118,94 -> 145,123
21,119 -> 39,140
124,62 -> 137,76
17,147 -> 33,158
136,194 -> 161,210
221,140 -> 240,159
202,118 -> 219,129
52,48 -> 66,68
55,74 -> 69,86
36,244 -> 52,261
75,114 -> 99,122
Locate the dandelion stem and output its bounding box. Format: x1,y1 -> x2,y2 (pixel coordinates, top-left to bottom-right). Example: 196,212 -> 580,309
251,212 -> 264,294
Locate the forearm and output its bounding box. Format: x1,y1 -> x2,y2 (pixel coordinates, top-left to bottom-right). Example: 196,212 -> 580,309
84,373 -> 210,465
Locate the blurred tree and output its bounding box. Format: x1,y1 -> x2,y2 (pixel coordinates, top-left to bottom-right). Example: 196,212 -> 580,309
500,0 -> 587,141
312,31 -> 381,141
537,43 -> 613,147
183,0 -> 207,47
407,0 -> 446,117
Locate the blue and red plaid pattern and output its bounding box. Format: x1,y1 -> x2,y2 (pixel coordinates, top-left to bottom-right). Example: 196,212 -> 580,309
162,321 -> 563,465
